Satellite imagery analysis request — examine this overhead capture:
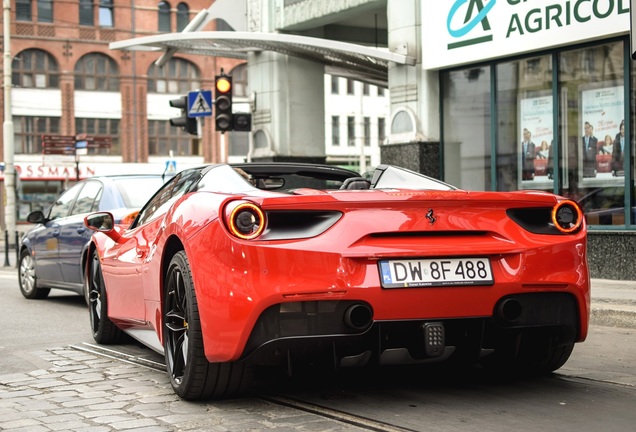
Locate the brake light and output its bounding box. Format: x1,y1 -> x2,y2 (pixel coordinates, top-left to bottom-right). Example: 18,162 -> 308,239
226,201 -> 266,240
551,200 -> 583,233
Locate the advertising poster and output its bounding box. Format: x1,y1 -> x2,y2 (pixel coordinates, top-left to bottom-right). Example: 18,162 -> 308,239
518,94 -> 553,188
580,85 -> 624,181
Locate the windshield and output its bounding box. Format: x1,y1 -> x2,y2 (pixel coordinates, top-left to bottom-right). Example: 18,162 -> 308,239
370,165 -> 455,191
113,177 -> 167,208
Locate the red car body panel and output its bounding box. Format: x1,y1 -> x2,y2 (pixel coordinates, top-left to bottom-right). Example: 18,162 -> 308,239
92,180 -> 589,364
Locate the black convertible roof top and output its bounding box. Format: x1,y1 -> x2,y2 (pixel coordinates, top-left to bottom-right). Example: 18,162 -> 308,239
229,162 -> 361,181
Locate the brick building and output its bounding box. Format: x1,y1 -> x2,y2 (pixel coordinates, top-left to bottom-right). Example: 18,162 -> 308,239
0,0 -> 244,223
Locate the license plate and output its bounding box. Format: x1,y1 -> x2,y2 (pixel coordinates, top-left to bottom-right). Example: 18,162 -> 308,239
378,257 -> 494,288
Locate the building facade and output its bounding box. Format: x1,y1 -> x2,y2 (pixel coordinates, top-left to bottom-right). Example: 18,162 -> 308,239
0,0 -> 389,226
245,0 -> 635,279
0,0 -> 243,226
422,2 -> 635,279
1,0 -> 635,279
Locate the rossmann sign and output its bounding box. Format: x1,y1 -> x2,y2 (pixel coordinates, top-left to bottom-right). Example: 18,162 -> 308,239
422,0 -> 630,69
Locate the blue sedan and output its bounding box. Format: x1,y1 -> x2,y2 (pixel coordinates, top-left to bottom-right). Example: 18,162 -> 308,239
18,174 -> 168,301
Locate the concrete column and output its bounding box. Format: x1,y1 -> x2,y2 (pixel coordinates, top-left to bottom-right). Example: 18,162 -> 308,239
384,0 -> 441,179
247,50 -> 326,163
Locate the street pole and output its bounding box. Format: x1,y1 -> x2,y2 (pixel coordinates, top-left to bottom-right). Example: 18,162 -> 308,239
3,0 -> 16,236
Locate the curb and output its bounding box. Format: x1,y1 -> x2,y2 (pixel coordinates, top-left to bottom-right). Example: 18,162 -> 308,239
2,262 -> 634,329
590,307 -> 636,329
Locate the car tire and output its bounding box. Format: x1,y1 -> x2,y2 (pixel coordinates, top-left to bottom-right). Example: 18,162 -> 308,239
163,251 -> 254,400
88,250 -> 122,344
18,249 -> 50,300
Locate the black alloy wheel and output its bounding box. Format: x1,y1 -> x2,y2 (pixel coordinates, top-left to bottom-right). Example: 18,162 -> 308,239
163,250 -> 253,400
88,250 -> 121,344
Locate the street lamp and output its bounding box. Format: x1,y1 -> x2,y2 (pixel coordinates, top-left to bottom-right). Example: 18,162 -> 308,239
3,0 -> 16,236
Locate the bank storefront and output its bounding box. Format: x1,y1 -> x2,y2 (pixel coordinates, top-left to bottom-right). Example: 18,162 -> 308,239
425,1 -> 635,279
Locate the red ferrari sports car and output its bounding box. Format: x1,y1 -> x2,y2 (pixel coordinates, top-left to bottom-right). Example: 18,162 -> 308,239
84,163 -> 589,400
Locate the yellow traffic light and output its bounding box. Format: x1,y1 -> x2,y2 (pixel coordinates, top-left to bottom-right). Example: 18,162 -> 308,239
216,77 -> 231,94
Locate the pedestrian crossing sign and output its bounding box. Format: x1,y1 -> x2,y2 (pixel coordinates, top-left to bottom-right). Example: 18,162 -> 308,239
187,90 -> 213,117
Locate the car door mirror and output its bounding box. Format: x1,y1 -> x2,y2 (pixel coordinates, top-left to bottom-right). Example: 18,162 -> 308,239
26,210 -> 47,224
85,212 -> 114,232
84,212 -> 123,243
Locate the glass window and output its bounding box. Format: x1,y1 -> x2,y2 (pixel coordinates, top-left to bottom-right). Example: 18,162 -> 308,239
37,0 -> 52,22
496,55 -> 553,193
74,53 -> 119,91
347,79 -> 354,95
347,116 -> 355,146
363,83 -> 369,95
331,76 -> 339,94
148,119 -> 199,156
378,117 -> 386,144
49,183 -> 83,220
18,180 -> 64,217
99,0 -> 114,27
364,117 -> 370,146
134,169 -> 201,227
442,66 -> 491,189
176,2 -> 189,31
147,58 -> 201,94
12,49 -> 59,88
630,58 -> 636,226
331,116 -> 340,146
158,1 -> 171,32
16,0 -> 32,21
79,0 -> 94,25
559,42 -> 624,226
230,63 -> 247,97
71,181 -> 102,215
113,177 -> 168,208
75,118 -> 120,155
14,116 -> 60,154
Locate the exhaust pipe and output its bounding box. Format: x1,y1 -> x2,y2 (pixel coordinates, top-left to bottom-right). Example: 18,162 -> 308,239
343,304 -> 373,330
497,298 -> 523,323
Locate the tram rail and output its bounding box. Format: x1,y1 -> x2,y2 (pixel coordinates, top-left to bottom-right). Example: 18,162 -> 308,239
70,342 -> 415,432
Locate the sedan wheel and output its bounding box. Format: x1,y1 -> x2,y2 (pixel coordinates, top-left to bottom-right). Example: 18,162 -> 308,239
164,251 -> 253,400
18,249 -> 50,299
88,250 -> 121,344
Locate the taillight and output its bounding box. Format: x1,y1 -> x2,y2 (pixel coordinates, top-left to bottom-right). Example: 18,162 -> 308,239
225,201 -> 266,240
551,200 -> 583,233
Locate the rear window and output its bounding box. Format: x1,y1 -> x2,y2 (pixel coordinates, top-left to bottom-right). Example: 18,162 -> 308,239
113,177 -> 166,208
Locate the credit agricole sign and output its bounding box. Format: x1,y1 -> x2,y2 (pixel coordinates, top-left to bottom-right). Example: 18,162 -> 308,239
422,0 -> 630,69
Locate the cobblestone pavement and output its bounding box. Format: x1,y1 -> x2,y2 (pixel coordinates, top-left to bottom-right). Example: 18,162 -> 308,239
0,347 -> 367,432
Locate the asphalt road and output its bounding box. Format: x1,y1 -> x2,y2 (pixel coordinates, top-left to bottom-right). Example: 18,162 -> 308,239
1,270 -> 635,432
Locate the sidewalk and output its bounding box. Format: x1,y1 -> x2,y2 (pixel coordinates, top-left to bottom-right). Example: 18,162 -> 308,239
3,245 -> 635,328
589,278 -> 636,328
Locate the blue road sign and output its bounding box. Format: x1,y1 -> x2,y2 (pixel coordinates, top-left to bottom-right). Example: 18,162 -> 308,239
188,90 -> 213,117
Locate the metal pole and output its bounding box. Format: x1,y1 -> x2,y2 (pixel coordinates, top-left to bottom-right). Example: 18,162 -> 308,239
14,229 -> 18,267
3,0 -> 16,237
3,230 -> 9,267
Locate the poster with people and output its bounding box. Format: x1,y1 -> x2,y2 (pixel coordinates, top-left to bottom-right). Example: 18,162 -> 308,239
518,94 -> 553,188
580,84 -> 624,181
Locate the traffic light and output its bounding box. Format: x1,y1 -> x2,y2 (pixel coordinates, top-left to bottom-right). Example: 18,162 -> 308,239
214,74 -> 233,133
169,96 -> 197,135
232,113 -> 252,132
